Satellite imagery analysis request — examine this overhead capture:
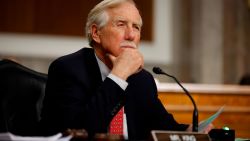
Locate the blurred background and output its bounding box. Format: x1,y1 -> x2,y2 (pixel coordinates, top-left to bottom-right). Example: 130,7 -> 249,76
0,0 -> 250,84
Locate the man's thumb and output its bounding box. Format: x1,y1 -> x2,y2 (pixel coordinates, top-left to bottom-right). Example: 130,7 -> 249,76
107,53 -> 116,63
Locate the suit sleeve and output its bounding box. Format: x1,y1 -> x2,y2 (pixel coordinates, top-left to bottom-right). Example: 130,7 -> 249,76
127,70 -> 189,132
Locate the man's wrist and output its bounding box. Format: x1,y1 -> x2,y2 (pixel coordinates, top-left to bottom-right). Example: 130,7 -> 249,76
110,69 -> 129,80
108,73 -> 128,90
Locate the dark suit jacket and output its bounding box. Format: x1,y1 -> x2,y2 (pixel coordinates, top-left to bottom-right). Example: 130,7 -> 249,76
39,48 -> 188,140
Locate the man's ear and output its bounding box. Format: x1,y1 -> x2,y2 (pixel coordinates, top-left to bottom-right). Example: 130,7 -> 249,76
91,24 -> 101,44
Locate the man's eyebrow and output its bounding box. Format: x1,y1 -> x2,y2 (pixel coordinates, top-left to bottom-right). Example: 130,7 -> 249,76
113,17 -> 141,26
113,16 -> 126,22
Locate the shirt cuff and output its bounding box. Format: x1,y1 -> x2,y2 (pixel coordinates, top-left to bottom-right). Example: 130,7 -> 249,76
107,73 -> 128,90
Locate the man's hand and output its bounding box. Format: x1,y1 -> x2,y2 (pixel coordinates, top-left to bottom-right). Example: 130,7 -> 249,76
108,48 -> 144,80
186,123 -> 214,134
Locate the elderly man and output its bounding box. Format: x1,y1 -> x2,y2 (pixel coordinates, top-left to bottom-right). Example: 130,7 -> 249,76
39,0 -> 212,140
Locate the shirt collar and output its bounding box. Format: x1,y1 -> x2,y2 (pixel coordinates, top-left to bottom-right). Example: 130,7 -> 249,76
95,53 -> 110,81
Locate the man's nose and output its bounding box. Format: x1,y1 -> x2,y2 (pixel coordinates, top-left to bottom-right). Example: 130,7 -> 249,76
125,27 -> 136,40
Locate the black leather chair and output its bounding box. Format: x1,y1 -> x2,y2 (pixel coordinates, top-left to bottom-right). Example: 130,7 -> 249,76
239,74 -> 250,85
0,59 -> 47,136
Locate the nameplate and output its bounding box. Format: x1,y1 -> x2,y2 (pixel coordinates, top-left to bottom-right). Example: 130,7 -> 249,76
151,130 -> 211,141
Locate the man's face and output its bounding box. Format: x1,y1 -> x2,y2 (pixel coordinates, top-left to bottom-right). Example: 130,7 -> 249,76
94,2 -> 142,57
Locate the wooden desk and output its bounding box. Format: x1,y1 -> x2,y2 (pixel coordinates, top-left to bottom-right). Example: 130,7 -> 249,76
157,83 -> 250,138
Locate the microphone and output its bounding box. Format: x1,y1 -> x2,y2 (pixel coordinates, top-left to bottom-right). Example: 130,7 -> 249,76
153,67 -> 198,132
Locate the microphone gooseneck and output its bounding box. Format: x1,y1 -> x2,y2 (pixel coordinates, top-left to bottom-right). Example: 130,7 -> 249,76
153,67 -> 198,132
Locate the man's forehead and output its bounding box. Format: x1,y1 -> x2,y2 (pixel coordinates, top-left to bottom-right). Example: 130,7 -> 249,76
113,16 -> 126,21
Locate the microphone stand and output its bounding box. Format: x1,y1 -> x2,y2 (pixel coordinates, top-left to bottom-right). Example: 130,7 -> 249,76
153,67 -> 198,132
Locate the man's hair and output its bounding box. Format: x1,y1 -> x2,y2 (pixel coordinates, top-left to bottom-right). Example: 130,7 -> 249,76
85,0 -> 142,47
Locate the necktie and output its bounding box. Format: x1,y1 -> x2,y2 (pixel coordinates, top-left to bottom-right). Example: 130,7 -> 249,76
109,107 -> 124,135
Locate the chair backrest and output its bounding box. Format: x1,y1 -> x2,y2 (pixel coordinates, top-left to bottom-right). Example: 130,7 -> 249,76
239,74 -> 250,85
0,59 -> 47,135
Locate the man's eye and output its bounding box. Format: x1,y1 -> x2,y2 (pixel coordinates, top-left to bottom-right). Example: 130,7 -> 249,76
134,25 -> 141,31
117,22 -> 125,26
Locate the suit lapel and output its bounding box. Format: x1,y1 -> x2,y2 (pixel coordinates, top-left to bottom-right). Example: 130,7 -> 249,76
80,48 -> 103,92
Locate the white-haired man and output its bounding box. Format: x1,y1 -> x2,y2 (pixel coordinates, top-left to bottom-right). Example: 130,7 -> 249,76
40,0 -> 212,140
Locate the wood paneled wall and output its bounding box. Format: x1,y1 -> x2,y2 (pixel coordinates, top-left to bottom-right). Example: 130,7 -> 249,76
223,0 -> 250,83
0,0 -> 153,40
173,0 -> 250,84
